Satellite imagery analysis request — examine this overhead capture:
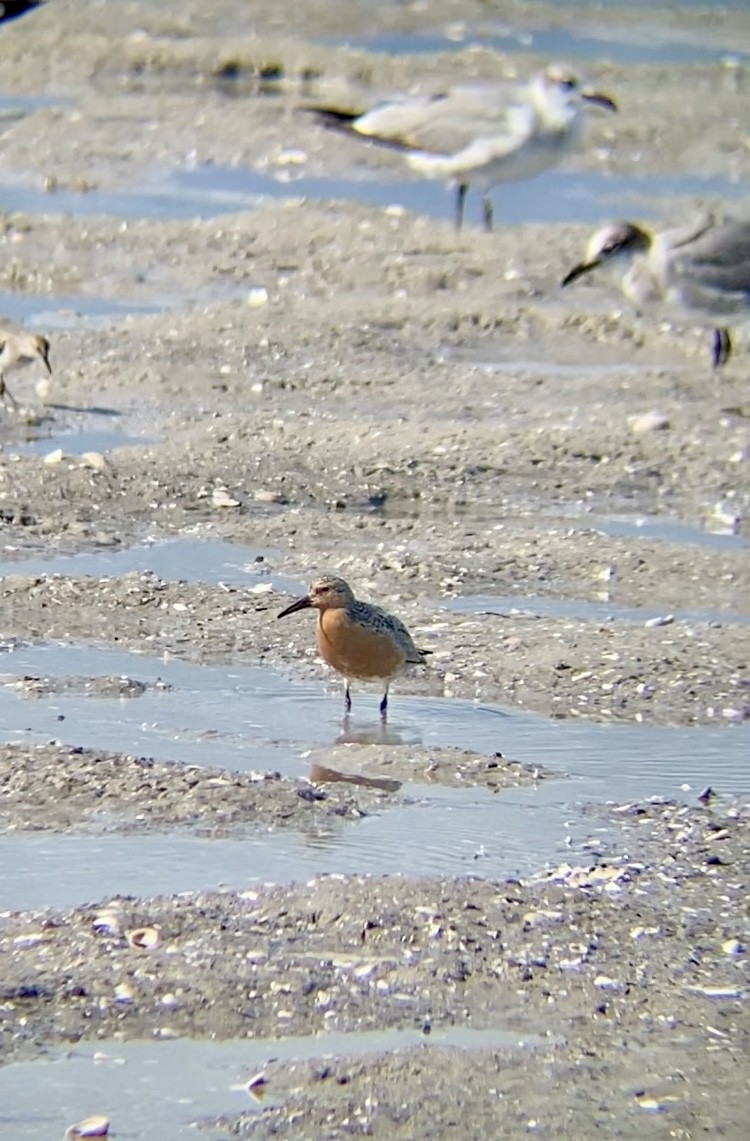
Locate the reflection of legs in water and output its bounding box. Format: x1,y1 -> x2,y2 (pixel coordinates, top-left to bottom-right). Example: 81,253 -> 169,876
336,714 -> 400,748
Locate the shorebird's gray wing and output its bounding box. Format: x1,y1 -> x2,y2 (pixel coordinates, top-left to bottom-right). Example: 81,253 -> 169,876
385,614 -> 430,664
350,601 -> 427,663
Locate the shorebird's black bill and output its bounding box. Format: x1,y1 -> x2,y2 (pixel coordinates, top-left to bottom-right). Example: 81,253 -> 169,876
277,595 -> 312,619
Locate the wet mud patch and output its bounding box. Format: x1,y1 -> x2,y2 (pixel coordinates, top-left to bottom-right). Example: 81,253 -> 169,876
307,743 -> 545,793
0,735 -> 541,837
0,1029 -> 549,1141
0,797 -> 746,1141
0,743 -> 380,836
5,673 -> 162,700
210,1030 -> 747,1139
1,571 -> 749,726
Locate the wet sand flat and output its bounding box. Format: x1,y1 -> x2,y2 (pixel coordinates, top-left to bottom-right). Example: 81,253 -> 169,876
0,0 -> 748,1137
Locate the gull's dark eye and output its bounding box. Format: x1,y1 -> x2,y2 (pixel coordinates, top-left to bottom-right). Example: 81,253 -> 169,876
559,77 -> 577,91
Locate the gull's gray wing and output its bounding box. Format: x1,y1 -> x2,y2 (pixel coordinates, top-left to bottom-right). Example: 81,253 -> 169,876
353,80 -> 534,157
672,219 -> 750,296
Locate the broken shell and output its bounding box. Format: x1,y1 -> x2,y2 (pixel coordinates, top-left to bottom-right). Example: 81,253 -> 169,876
686,984 -> 744,999
113,982 -> 136,1004
644,614 -> 674,628
707,502 -> 740,534
13,932 -> 49,947
246,1072 -> 267,1102
211,487 -> 241,508
594,974 -> 624,991
92,910 -> 123,937
630,410 -> 670,434
636,1096 -> 665,1113
254,488 -> 286,503
36,375 -> 53,402
246,286 -> 270,308
80,451 -> 108,472
64,1115 -> 110,1139
125,926 -> 161,951
271,147 -> 307,166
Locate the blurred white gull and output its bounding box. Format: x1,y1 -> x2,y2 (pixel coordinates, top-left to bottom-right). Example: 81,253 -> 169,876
306,62 -> 617,231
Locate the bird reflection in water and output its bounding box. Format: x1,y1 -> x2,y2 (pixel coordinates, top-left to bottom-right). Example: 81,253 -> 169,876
308,761 -> 402,794
333,714 -> 415,747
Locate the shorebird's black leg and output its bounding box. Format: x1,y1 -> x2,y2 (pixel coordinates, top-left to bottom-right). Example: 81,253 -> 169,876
0,375 -> 19,409
379,687 -> 389,719
712,327 -> 732,369
344,681 -> 352,713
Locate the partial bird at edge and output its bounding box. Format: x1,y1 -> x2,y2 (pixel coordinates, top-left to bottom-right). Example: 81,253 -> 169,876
561,214 -> 750,368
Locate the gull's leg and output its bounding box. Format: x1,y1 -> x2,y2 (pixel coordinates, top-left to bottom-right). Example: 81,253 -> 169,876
712,327 -> 732,369
455,183 -> 468,231
379,685 -> 389,719
482,193 -> 494,233
344,680 -> 352,714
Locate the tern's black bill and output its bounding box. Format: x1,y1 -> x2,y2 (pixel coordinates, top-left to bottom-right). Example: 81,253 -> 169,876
560,260 -> 599,288
581,90 -> 618,113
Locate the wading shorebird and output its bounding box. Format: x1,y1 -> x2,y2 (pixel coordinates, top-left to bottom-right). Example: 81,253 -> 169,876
277,575 -> 430,718
0,331 -> 52,408
305,62 -> 617,231
561,216 -> 750,367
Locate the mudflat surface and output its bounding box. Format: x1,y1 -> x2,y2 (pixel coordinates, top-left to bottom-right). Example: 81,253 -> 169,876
0,1 -> 748,1138
2,798 -> 748,1137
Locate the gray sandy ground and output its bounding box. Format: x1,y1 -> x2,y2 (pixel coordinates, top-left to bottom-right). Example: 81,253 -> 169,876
2,571 -> 749,725
0,1 -> 749,1136
1,799 -> 747,1137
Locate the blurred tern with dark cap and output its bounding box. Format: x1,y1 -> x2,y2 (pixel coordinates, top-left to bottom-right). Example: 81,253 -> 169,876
306,62 -> 617,231
562,215 -> 750,368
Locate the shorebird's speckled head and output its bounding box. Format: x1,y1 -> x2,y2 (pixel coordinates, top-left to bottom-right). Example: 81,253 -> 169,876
277,575 -> 356,619
0,332 -> 52,374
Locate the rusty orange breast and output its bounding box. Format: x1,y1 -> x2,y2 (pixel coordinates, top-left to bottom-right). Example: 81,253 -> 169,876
316,608 -> 404,681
